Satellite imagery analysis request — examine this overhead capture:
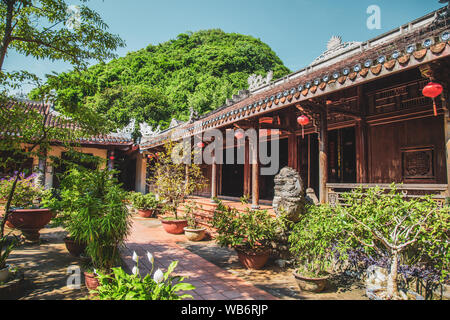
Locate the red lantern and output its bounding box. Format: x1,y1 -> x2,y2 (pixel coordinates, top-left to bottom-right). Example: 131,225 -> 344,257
422,82 -> 443,116
197,141 -> 205,148
297,115 -> 310,138
109,156 -> 115,160
234,131 -> 244,140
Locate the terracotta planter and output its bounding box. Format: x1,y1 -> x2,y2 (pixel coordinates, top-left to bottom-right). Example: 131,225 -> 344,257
293,271 -> 329,293
0,265 -> 10,283
6,208 -> 52,242
138,209 -> 155,218
183,227 -> 206,241
84,272 -> 100,291
235,247 -> 270,270
160,219 -> 188,234
64,237 -> 86,257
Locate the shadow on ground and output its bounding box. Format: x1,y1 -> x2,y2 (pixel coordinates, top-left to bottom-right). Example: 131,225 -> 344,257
6,227 -> 89,300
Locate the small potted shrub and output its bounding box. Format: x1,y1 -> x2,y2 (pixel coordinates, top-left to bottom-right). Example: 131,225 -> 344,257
334,185 -> 449,300
288,204 -> 338,293
0,173 -> 52,242
51,168 -> 132,290
212,201 -> 278,269
130,192 -> 160,218
183,201 -> 206,241
150,141 -> 206,235
92,250 -> 196,300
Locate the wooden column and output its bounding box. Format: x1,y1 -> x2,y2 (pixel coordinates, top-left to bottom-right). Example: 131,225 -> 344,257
185,164 -> 189,193
319,110 -> 328,203
287,132 -> 299,171
135,154 -> 147,194
445,102 -> 450,197
243,138 -> 251,197
355,120 -> 368,183
211,154 -> 217,201
252,126 -> 260,209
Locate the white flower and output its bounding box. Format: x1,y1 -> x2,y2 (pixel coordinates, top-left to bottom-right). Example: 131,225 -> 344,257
93,269 -> 98,275
153,269 -> 164,284
132,251 -> 139,263
132,266 -> 139,276
147,251 -> 154,265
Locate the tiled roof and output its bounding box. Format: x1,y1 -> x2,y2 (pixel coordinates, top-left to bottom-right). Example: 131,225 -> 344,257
1,100 -> 134,146
139,6 -> 450,151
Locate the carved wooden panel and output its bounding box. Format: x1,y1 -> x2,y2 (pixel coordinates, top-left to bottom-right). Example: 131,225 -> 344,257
401,147 -> 434,181
367,79 -> 430,115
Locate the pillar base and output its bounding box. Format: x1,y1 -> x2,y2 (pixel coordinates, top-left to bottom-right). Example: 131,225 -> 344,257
251,205 -> 260,210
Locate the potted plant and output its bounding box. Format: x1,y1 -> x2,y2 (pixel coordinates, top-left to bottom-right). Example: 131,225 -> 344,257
334,185 -> 449,300
50,168 -> 132,290
0,173 -> 52,242
288,204 -> 338,293
183,201 -> 206,241
212,201 -> 278,269
129,192 -> 160,218
0,235 -> 17,283
91,250 -> 196,300
150,141 -> 206,235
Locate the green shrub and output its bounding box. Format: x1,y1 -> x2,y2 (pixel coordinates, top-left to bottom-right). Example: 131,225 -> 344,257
0,173 -> 45,209
335,185 -> 449,299
288,204 -> 340,277
128,192 -> 160,211
51,168 -> 132,272
212,200 -> 278,253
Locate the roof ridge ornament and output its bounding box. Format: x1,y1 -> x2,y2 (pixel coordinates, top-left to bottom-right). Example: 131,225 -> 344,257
247,70 -> 273,91
327,36 -> 343,50
310,36 -> 362,67
139,121 -> 161,137
110,118 -> 135,139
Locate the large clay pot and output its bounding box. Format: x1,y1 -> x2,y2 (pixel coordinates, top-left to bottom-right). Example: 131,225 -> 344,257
160,219 -> 188,234
64,237 -> 86,257
235,247 -> 270,270
293,271 -> 329,293
138,209 -> 155,218
84,272 -> 100,291
183,227 -> 206,241
6,209 -> 52,242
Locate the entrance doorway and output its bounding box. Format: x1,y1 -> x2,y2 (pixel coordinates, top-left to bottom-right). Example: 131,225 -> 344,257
328,127 -> 356,183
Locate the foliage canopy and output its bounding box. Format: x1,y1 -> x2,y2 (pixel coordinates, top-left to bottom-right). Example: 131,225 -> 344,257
31,29 -> 291,130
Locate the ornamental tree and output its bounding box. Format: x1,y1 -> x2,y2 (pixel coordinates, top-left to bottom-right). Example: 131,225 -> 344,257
149,140 -> 206,219
335,185 -> 449,300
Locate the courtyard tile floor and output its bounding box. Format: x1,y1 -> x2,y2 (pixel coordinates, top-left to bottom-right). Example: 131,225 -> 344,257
121,217 -> 277,300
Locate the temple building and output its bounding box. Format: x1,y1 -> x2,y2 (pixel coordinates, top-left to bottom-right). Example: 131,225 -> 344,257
138,7 -> 450,214
2,7 -> 449,219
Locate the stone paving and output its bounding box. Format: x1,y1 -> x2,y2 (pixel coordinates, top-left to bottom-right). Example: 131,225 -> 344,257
122,217 -> 277,300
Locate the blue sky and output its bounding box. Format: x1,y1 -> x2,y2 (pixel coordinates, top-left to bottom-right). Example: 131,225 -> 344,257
3,0 -> 443,94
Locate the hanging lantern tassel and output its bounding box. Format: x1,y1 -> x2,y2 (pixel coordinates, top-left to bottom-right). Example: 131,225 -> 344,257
422,82 -> 443,117
297,115 -> 310,139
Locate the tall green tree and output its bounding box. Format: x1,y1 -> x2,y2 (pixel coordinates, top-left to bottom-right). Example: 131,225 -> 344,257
0,0 -> 124,255
33,29 -> 291,129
